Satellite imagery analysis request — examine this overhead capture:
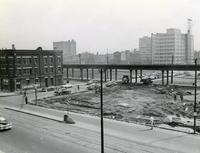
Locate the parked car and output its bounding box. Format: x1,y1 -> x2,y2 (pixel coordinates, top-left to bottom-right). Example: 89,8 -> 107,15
40,88 -> 47,92
61,83 -> 73,89
0,116 -> 12,131
87,83 -> 100,90
47,86 -> 55,91
54,88 -> 71,95
141,78 -> 153,85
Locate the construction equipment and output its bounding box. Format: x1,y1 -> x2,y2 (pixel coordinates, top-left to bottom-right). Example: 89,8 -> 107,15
141,78 -> 152,85
122,75 -> 129,84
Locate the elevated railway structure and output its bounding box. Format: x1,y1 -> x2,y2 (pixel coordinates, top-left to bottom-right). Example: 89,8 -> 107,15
63,64 -> 199,85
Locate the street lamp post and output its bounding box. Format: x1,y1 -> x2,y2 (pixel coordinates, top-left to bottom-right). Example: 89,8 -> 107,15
100,69 -> 104,153
194,58 -> 197,134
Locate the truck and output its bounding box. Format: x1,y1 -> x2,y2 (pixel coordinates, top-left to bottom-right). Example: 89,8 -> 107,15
140,78 -> 153,85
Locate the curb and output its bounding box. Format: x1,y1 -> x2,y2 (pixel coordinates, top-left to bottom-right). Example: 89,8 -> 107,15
155,125 -> 194,134
0,94 -> 18,97
4,105 -> 198,135
5,107 -> 64,123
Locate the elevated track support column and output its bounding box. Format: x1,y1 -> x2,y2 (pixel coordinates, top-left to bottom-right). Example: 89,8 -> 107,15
92,69 -> 94,79
86,69 -> 89,80
110,69 -> 112,81
72,68 -> 74,78
171,70 -> 173,84
80,69 -> 83,80
104,69 -> 107,82
115,69 -> 117,81
140,69 -> 142,82
162,70 -> 164,85
66,68 -> 69,79
130,69 -> 132,84
135,69 -> 138,83
166,70 -> 169,85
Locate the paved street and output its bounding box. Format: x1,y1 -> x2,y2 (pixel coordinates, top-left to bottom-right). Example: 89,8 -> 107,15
0,108 -> 176,153
0,92 -> 200,153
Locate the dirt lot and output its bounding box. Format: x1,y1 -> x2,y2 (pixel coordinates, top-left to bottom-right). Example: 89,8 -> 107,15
36,82 -> 199,125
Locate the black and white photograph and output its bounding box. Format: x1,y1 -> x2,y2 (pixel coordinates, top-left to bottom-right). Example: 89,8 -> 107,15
0,0 -> 200,152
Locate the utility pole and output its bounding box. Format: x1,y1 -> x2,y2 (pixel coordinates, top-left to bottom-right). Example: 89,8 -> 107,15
100,69 -> 104,153
194,58 -> 197,134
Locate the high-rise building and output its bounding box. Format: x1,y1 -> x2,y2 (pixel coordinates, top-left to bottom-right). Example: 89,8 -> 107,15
139,36 -> 152,64
113,52 -> 121,64
139,28 -> 194,65
53,40 -> 76,63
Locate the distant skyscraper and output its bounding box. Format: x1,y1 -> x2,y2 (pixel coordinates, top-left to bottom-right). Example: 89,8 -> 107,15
53,40 -> 76,63
139,36 -> 152,64
113,51 -> 121,64
139,28 -> 194,65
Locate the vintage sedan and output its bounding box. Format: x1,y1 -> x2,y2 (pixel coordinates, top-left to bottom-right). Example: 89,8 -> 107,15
0,116 -> 12,131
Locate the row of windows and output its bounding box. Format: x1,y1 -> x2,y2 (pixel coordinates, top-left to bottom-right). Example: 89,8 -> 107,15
16,67 -> 62,76
16,56 -> 61,65
16,58 -> 38,65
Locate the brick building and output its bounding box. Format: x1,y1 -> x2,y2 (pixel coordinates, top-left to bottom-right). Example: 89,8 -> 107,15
0,48 -> 63,92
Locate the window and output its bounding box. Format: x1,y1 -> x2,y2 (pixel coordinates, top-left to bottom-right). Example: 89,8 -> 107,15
17,58 -> 21,64
45,68 -> 48,73
23,69 -> 26,75
29,58 -> 32,64
23,58 -> 26,64
57,57 -> 61,64
57,67 -> 62,73
17,69 -> 21,75
44,57 -> 48,64
35,78 -> 39,83
50,57 -> 54,64
34,58 -> 38,65
50,67 -> 54,73
34,68 -> 38,74
30,69 -> 33,75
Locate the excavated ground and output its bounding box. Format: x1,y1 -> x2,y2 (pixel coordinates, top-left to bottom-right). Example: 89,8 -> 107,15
37,83 -> 199,124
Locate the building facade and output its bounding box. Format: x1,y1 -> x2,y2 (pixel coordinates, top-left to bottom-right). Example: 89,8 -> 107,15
0,48 -> 63,92
53,40 -> 76,63
139,36 -> 152,64
139,28 -> 194,65
113,52 -> 121,64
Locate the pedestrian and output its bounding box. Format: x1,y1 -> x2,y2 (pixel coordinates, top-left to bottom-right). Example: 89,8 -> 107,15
180,94 -> 183,102
24,90 -> 26,97
150,116 -> 154,130
25,96 -> 28,104
77,85 -> 80,91
174,94 -> 177,101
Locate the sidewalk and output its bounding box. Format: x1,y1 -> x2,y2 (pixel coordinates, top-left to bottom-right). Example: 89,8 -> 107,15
1,103 -> 200,153
0,92 -> 17,97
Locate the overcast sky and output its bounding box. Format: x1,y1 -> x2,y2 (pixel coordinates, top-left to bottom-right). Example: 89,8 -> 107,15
1,0 -> 200,53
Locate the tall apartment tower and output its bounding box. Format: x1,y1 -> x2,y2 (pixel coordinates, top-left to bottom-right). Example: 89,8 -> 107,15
139,28 -> 194,65
53,40 -> 76,63
139,36 -> 152,64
